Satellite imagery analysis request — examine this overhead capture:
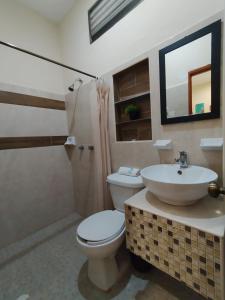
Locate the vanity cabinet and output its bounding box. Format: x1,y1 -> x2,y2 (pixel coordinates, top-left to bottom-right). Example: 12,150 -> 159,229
125,191 -> 225,300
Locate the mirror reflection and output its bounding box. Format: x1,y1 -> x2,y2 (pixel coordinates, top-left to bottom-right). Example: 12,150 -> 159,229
165,34 -> 211,118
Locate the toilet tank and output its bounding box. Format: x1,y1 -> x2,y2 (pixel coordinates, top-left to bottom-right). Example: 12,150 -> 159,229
107,173 -> 144,212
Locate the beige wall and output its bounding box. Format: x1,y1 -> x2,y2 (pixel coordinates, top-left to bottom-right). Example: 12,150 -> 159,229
0,0 -> 76,249
104,13 -> 223,180
0,83 -> 75,249
63,10 -> 224,218
59,0 -> 224,87
0,0 -> 64,95
0,146 -> 74,249
65,82 -> 102,217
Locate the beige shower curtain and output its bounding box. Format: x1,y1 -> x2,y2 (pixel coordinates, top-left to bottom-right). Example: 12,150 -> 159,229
94,81 -> 113,210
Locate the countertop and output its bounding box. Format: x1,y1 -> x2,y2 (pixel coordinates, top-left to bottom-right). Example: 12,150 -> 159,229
125,188 -> 225,237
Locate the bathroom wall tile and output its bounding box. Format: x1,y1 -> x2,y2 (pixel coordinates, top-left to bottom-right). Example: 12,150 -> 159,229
0,82 -> 74,249
0,146 -> 74,249
0,103 -> 68,137
102,13 -> 223,178
65,82 -> 100,217
0,81 -> 65,101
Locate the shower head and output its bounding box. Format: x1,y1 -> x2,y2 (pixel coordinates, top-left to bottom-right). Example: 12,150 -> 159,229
68,84 -> 75,92
68,78 -> 83,92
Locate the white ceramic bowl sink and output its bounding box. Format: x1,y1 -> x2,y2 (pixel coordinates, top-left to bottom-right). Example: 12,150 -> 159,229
141,164 -> 218,206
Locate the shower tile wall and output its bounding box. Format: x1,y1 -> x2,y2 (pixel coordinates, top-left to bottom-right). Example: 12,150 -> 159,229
0,84 -> 74,249
65,82 -> 100,217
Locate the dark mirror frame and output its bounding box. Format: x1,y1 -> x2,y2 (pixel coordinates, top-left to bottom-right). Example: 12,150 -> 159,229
159,20 -> 221,125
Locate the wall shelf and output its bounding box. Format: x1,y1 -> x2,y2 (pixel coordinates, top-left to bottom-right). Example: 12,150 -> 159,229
153,139 -> 173,150
113,59 -> 152,142
116,117 -> 151,126
114,91 -> 150,105
200,138 -> 223,150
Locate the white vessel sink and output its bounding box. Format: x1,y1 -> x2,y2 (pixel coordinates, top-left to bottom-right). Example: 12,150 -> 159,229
141,164 -> 218,206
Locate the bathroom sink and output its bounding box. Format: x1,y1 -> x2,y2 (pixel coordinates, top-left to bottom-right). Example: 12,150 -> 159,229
140,164 -> 218,206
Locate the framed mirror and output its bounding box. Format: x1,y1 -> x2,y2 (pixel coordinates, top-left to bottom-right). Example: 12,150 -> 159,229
159,20 -> 221,124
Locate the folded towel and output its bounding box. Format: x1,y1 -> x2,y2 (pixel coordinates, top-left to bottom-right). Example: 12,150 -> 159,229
118,167 -> 140,177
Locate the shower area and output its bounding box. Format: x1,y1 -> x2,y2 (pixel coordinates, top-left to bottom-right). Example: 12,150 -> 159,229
0,39 -> 111,257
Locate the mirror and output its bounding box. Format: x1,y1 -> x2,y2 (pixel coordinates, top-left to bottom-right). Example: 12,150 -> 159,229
159,20 -> 221,124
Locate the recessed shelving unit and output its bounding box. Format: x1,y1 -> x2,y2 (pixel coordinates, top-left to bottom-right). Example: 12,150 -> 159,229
113,59 -> 152,141
116,117 -> 151,126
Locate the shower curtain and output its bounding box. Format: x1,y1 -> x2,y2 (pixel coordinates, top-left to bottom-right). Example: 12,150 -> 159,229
94,80 -> 113,210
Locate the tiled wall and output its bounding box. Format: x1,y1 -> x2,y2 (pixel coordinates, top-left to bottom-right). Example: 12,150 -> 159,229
0,84 -> 74,249
65,82 -> 103,217
102,12 -> 223,179
125,204 -> 224,300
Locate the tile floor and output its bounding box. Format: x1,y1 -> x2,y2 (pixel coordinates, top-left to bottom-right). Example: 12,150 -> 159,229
0,220 -> 205,300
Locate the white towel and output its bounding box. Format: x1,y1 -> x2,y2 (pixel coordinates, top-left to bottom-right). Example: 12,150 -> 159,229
118,167 -> 140,177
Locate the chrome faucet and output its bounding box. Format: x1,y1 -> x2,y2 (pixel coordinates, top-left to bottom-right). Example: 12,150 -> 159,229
175,151 -> 188,168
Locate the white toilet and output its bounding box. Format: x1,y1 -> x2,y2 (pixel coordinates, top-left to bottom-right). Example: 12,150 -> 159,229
76,172 -> 144,291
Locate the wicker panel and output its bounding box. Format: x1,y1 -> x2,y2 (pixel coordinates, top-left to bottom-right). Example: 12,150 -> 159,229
125,205 -> 223,300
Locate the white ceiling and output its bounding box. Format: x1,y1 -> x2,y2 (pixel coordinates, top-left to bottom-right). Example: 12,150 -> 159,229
16,0 -> 76,23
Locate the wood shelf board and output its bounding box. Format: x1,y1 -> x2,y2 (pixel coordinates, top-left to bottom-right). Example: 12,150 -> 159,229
114,91 -> 150,104
113,58 -> 152,142
0,90 -> 65,110
0,136 -> 67,150
118,138 -> 151,142
116,117 -> 151,125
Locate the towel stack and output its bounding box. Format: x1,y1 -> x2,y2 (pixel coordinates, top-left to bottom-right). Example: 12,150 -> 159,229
118,167 -> 140,177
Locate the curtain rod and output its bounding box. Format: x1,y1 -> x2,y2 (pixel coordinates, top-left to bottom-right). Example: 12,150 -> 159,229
0,40 -> 98,79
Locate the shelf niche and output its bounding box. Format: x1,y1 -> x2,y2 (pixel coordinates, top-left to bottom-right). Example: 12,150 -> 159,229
113,59 -> 152,142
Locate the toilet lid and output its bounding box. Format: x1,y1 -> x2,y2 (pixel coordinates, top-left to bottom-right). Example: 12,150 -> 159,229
107,173 -> 144,188
77,210 -> 125,242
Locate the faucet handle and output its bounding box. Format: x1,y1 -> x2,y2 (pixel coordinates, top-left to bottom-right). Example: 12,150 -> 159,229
175,151 -> 188,168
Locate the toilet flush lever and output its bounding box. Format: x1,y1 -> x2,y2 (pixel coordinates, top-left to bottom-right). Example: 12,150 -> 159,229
208,182 -> 225,198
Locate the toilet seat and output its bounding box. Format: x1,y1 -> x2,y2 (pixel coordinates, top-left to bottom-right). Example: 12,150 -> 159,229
79,226 -> 125,246
77,210 -> 125,245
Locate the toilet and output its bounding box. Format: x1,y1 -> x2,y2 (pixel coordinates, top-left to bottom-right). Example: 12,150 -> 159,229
76,172 -> 144,291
